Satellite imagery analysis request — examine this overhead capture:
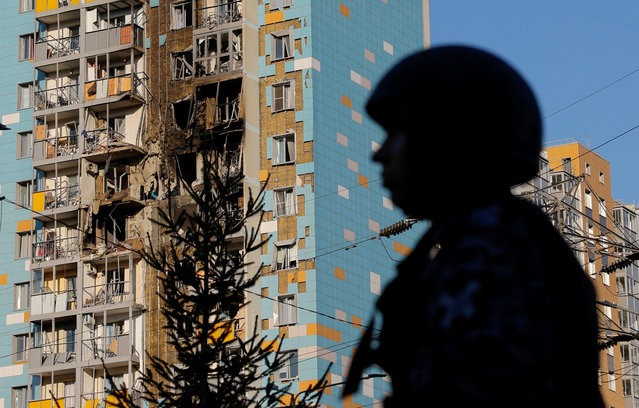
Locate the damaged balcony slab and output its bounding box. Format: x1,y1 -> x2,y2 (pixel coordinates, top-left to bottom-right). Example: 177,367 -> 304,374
84,144 -> 146,163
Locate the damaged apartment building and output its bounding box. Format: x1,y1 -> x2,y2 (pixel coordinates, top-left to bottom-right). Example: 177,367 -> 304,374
2,1 -> 429,407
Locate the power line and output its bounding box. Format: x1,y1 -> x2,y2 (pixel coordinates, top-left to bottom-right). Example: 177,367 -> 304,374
544,66 -> 639,119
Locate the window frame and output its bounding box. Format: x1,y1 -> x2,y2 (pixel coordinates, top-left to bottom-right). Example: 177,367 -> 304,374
15,232 -> 31,260
273,186 -> 296,217
171,51 -> 194,80
18,33 -> 34,61
11,386 -> 27,408
278,350 -> 298,381
270,30 -> 293,61
276,294 -> 297,326
13,333 -> 28,363
16,131 -> 33,159
16,180 -> 32,208
14,282 -> 30,311
272,133 -> 296,165
271,80 -> 295,112
273,240 -> 297,271
270,0 -> 293,10
17,82 -> 33,110
170,0 -> 193,30
19,0 -> 35,13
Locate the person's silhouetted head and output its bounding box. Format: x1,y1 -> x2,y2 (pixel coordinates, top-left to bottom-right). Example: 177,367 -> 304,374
370,45 -> 542,219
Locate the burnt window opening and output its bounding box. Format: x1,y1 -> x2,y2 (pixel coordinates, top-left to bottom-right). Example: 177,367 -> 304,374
104,165 -> 130,194
173,99 -> 194,130
103,214 -> 128,245
177,153 -> 197,190
172,50 -> 194,80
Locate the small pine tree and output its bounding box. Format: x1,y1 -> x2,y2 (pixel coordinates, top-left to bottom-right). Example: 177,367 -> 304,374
107,151 -> 326,407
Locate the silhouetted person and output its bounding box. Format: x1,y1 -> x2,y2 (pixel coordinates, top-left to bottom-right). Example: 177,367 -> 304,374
344,45 -> 604,408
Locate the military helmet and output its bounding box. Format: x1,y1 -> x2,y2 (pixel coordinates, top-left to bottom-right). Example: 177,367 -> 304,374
366,45 -> 542,187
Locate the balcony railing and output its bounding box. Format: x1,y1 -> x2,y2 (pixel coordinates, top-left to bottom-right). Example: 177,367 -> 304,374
81,332 -> 131,360
35,35 -> 80,61
29,340 -> 76,367
31,287 -> 77,314
86,24 -> 144,51
84,72 -> 145,101
35,184 -> 80,210
34,84 -> 79,111
82,280 -> 131,307
82,128 -> 125,154
196,0 -> 243,29
33,236 -> 80,263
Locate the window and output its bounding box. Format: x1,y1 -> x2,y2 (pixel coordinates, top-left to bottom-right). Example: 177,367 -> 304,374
272,81 -> 294,112
602,271 -> 610,286
271,31 -> 292,61
15,232 -> 30,260
600,171 -> 605,184
588,260 -> 596,279
13,334 -> 28,362
18,34 -> 34,61
609,373 -> 616,391
16,180 -> 32,207
275,241 -> 297,271
171,51 -> 194,79
274,187 -> 296,217
276,294 -> 297,325
599,199 -> 606,218
17,131 -> 32,158
19,0 -> 35,12
18,82 -> 33,110
585,162 -> 591,175
11,387 -> 27,408
271,0 -> 293,9
624,379 -> 632,397
195,29 -> 243,76
171,1 -> 193,29
278,351 -> 298,380
272,133 -> 295,165
14,282 -> 30,310
584,189 -> 592,209
621,345 -> 630,362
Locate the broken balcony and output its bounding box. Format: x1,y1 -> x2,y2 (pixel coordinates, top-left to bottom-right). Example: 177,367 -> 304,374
195,0 -> 243,30
33,233 -> 80,264
34,83 -> 80,112
84,73 -> 145,104
33,122 -> 79,161
82,280 -> 131,308
35,34 -> 80,62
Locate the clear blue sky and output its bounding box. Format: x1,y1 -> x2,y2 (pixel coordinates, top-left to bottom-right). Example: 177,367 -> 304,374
430,1 -> 639,204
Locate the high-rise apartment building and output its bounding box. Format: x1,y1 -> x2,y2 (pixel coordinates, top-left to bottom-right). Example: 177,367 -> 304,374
0,0 -> 37,407
0,1 -> 429,407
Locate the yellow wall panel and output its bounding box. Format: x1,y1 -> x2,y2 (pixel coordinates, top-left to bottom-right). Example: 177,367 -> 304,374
47,0 -> 57,10
265,10 -> 285,24
33,192 -> 45,212
35,0 -> 47,12
16,219 -> 33,232
0,274 -> 7,285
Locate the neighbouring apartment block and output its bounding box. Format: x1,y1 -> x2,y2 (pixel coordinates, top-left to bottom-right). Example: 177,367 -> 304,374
0,0 -> 429,408
516,141 -> 639,408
